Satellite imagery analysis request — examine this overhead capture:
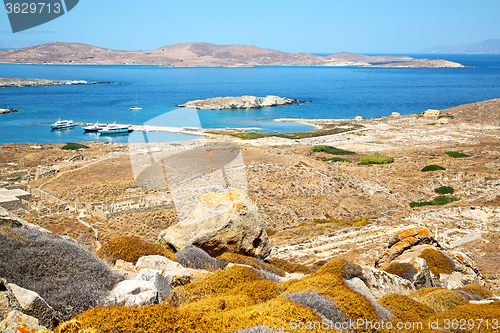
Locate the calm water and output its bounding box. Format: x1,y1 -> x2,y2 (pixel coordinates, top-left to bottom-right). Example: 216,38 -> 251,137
0,54 -> 499,144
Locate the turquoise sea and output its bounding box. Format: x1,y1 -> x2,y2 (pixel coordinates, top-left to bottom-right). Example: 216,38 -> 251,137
0,54 -> 499,144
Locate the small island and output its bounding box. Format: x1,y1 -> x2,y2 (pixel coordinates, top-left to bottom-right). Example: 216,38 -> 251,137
0,108 -> 17,114
0,78 -> 110,88
177,95 -> 304,109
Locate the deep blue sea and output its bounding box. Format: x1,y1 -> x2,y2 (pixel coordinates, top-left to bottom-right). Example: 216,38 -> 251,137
0,54 -> 499,144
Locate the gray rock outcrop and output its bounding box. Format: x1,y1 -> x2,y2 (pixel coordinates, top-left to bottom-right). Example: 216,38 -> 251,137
360,266 -> 416,299
136,269 -> 173,298
106,280 -> 159,307
177,95 -> 297,110
9,284 -> 55,328
158,190 -> 271,259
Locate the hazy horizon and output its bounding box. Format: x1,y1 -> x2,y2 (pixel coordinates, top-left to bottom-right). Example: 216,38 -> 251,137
1,0 -> 499,54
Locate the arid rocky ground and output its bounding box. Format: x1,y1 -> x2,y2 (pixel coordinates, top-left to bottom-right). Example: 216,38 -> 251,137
1,98 -> 499,291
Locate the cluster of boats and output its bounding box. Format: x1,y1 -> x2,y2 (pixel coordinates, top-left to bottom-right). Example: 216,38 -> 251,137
50,119 -> 133,135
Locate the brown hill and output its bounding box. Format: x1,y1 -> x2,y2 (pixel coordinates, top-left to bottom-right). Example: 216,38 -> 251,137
0,42 -> 464,67
0,41 -> 409,67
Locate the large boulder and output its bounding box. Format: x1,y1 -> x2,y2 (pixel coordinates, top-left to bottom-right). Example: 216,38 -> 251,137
135,255 -> 192,279
360,266 -> 415,299
106,280 -> 159,307
9,284 -> 55,328
158,190 -> 271,259
375,225 -> 440,268
376,226 -> 484,289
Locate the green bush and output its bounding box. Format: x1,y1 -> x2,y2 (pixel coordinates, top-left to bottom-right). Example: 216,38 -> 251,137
445,151 -> 470,158
62,143 -> 89,150
433,195 -> 460,205
359,153 -> 394,165
312,145 -> 355,155
322,157 -> 352,163
421,165 -> 446,172
409,196 -> 460,208
434,186 -> 454,194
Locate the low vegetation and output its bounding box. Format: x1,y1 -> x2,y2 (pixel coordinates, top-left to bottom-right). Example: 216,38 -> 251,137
445,151 -> 470,158
265,258 -> 314,275
217,253 -> 285,277
377,294 -> 435,321
322,157 -> 352,163
457,283 -> 493,299
0,228 -> 123,326
421,164 -> 446,172
312,145 -> 356,155
315,258 -> 364,281
61,142 -> 89,150
383,262 -> 417,281
359,153 -> 394,165
409,195 -> 460,208
97,236 -> 175,264
415,288 -> 468,312
175,246 -> 226,271
434,185 -> 454,194
418,249 -> 454,275
216,123 -> 364,140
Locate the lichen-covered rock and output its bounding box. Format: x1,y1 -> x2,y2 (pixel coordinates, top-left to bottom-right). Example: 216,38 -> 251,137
106,280 -> 159,306
376,226 -> 439,268
376,226 -> 484,290
0,310 -> 46,333
361,266 -> 415,298
158,190 -> 271,259
9,284 -> 55,328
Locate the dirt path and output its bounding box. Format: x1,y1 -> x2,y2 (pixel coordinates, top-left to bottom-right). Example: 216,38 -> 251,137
76,208 -> 101,251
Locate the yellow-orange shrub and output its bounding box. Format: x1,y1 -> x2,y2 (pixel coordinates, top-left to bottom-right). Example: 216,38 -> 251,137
457,283 -> 493,299
96,236 -> 175,264
217,252 -> 285,277
418,249 -> 454,276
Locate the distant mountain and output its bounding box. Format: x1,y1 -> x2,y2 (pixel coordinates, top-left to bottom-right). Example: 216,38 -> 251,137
420,39 -> 500,54
0,42 -> 461,67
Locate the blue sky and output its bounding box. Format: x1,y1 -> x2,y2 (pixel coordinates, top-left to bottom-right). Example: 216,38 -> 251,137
1,0 -> 499,53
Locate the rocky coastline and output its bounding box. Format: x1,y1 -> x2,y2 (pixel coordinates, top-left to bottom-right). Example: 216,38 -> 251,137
0,78 -> 112,88
177,95 -> 308,109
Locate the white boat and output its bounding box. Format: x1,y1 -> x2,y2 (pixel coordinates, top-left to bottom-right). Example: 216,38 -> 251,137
98,122 -> 133,135
83,121 -> 108,133
50,118 -> 75,129
129,93 -> 142,110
